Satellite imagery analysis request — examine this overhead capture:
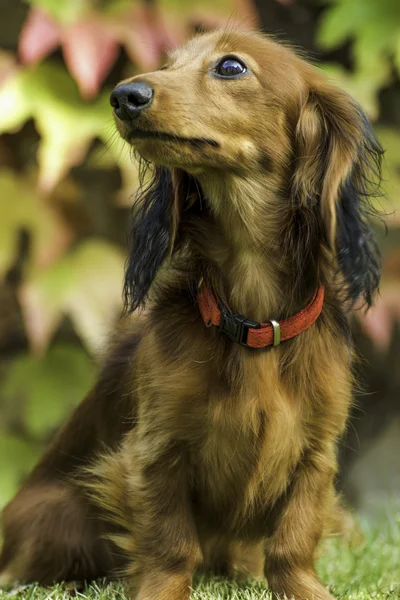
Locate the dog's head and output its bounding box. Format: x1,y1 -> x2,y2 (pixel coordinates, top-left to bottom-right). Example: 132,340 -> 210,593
111,30 -> 383,312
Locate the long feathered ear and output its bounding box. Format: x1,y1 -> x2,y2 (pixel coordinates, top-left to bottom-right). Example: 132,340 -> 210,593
293,80 -> 384,308
123,163 -> 188,313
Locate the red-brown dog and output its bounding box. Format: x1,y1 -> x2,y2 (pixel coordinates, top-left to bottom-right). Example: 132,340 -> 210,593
0,29 -> 383,600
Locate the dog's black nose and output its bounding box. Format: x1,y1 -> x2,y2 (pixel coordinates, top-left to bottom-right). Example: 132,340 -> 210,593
110,82 -> 153,121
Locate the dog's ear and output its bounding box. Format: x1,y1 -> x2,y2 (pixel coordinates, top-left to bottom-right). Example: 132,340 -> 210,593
293,81 -> 384,308
123,165 -> 189,313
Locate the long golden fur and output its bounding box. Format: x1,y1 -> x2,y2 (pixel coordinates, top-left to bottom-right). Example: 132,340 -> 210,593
0,29 -> 383,600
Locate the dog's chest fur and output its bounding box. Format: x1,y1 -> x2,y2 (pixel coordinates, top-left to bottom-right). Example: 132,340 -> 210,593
139,335 -> 306,538
189,354 -> 304,536
130,305 -> 351,543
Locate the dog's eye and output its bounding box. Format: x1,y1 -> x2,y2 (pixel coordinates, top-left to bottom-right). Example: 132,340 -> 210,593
215,56 -> 247,78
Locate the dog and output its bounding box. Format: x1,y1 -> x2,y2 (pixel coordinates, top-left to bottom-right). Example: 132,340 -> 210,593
0,28 -> 383,600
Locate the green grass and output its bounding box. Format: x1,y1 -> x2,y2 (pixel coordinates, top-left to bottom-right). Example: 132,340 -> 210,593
1,514 -> 399,600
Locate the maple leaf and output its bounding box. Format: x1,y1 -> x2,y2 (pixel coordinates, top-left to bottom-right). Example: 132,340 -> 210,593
61,17 -> 119,100
0,169 -> 72,279
0,65 -> 33,133
19,6 -> 61,65
0,435 -> 40,507
376,127 -> 400,227
321,62 -> 390,122
359,284 -> 400,353
358,249 -> 400,352
20,5 -> 119,99
20,239 -> 125,354
0,62 -> 111,192
2,344 -> 96,439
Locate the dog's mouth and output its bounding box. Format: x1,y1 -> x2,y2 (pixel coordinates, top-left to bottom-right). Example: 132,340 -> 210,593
127,128 -> 219,149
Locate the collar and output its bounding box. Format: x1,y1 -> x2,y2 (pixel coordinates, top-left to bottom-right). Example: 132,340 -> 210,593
197,283 -> 325,349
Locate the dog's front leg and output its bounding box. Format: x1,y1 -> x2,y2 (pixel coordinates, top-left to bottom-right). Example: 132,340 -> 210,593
125,435 -> 201,600
264,443 -> 337,600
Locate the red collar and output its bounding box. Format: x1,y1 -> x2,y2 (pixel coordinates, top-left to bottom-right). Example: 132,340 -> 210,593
197,284 -> 325,349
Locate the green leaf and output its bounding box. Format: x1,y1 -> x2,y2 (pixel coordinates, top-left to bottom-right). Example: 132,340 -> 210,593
31,63 -> 112,191
20,240 -> 125,353
375,127 -> 400,226
2,345 -> 97,439
0,434 -> 40,507
0,69 -> 34,132
320,63 -> 388,121
317,0 -> 400,101
0,62 -> 113,191
0,169 -> 72,279
26,0 -> 88,23
353,25 -> 391,72
317,0 -> 369,50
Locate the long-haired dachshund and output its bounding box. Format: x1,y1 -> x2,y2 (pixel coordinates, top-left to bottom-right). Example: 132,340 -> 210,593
0,29 -> 383,600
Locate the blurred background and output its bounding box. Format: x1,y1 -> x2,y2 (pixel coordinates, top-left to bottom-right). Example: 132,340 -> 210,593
0,0 -> 399,517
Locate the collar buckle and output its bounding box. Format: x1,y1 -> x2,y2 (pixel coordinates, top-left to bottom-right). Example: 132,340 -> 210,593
218,305 -> 260,346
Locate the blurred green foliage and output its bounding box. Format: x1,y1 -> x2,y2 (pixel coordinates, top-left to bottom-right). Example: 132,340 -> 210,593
317,0 -> 400,201
0,344 -> 96,505
319,0 -> 400,83
0,0 -> 399,508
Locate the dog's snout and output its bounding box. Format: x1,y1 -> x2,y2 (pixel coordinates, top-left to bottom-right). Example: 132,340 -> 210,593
110,82 -> 153,121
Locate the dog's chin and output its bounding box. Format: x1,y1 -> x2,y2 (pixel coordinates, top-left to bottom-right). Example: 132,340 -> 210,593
116,122 -> 219,167
118,125 -> 260,174
128,135 -> 219,172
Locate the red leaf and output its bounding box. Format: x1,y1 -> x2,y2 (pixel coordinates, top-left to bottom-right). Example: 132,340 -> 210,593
359,283 -> 400,352
19,7 -> 61,65
121,4 -> 163,71
62,18 -> 119,99
360,300 -> 394,353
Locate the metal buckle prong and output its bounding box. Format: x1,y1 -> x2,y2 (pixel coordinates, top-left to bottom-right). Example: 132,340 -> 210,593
270,320 -> 280,346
